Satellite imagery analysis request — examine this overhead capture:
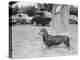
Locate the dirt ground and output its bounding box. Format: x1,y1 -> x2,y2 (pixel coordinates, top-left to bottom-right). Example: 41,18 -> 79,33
12,24 -> 78,59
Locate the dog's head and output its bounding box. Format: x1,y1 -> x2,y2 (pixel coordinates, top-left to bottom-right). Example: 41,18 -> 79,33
39,28 -> 48,36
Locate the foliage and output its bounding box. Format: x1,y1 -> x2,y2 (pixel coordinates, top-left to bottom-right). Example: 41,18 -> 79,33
20,6 -> 37,16
9,1 -> 18,16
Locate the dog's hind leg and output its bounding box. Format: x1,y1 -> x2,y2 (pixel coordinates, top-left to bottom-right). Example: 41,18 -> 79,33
64,40 -> 70,49
66,42 -> 70,49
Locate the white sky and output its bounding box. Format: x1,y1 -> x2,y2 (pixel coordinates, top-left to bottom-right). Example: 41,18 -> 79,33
12,2 -> 78,8
12,2 -> 36,8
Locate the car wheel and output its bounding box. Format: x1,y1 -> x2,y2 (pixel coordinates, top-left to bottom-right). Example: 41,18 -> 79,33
74,21 -> 77,24
23,20 -> 26,24
12,22 -> 16,25
21,22 -> 23,24
42,24 -> 45,26
33,21 -> 37,26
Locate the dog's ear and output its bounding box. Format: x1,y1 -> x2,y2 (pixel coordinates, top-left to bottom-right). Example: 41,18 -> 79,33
40,28 -> 48,33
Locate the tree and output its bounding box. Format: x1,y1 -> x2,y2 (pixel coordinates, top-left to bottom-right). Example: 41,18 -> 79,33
9,1 -> 18,16
50,4 -> 70,35
19,6 -> 37,16
26,6 -> 37,16
70,5 -> 78,17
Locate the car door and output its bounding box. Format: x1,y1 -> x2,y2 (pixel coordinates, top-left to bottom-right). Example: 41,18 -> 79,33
16,14 -> 23,23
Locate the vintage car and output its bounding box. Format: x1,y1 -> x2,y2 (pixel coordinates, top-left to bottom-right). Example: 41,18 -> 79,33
31,11 -> 52,26
69,15 -> 78,24
11,14 -> 33,24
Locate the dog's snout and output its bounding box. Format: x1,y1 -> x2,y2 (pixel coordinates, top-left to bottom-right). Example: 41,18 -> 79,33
38,32 -> 43,36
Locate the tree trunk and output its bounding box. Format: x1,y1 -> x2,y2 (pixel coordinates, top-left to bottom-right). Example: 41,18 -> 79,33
51,5 -> 69,35
61,5 -> 70,33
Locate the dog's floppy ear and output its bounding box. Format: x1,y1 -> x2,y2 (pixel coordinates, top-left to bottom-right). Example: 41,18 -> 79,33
39,28 -> 48,36
38,31 -> 44,36
40,28 -> 48,33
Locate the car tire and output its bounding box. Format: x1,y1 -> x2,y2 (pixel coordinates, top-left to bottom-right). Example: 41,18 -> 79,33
42,24 -> 45,26
74,21 -> 77,24
23,20 -> 26,24
21,22 -> 23,24
33,21 -> 37,26
12,22 -> 16,25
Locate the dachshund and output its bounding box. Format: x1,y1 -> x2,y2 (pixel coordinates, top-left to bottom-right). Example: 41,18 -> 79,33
39,28 -> 70,49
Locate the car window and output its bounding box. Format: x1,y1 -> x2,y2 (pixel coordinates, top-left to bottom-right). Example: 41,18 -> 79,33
35,12 -> 45,17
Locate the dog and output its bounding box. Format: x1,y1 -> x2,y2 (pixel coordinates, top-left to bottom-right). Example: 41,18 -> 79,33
39,28 -> 70,49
